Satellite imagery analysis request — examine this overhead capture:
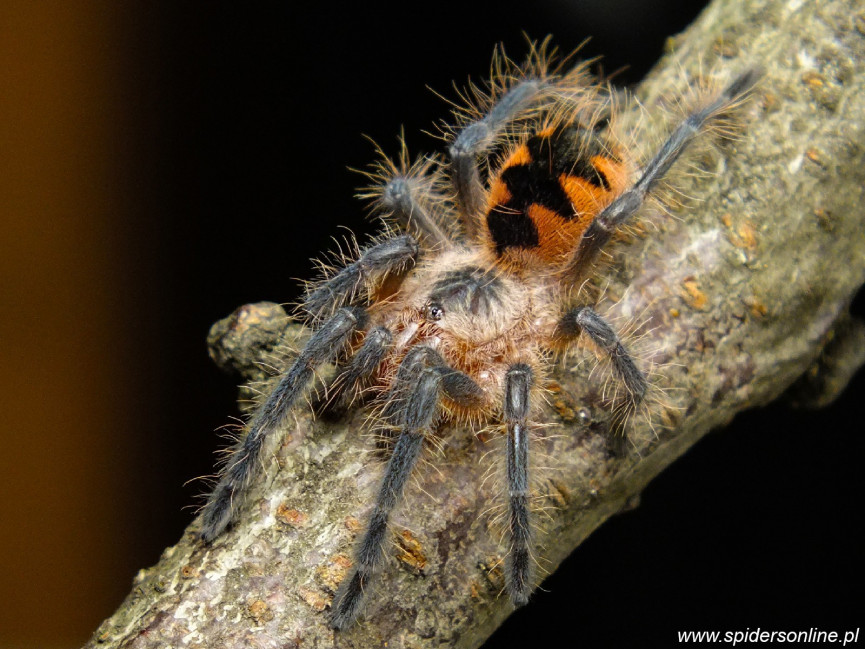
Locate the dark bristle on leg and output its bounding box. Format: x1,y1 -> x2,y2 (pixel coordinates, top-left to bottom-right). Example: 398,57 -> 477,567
330,349 -> 483,630
566,69 -> 760,282
504,363 -> 533,606
199,306 -> 366,543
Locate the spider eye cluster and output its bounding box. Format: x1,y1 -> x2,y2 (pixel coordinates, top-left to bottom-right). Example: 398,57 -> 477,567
426,266 -> 504,316
425,303 -> 444,321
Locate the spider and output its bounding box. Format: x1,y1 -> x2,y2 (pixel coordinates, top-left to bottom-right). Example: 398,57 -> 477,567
197,42 -> 758,630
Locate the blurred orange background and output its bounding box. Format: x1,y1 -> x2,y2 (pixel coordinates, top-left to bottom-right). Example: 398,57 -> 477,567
0,3 -> 141,645
0,4 -> 244,645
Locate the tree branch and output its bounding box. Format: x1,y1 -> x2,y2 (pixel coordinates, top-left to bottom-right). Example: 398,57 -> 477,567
87,0 -> 865,646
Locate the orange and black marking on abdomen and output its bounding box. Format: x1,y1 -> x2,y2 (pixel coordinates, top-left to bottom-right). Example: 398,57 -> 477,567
486,124 -> 629,264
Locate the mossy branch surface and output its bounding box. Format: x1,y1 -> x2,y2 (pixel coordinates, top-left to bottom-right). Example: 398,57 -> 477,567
87,1 -> 865,647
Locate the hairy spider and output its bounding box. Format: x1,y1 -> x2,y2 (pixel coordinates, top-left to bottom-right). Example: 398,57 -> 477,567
198,41 -> 758,630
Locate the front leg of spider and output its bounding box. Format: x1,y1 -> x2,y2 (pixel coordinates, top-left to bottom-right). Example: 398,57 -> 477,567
329,348 -> 484,630
200,234 -> 418,542
303,234 -> 419,321
200,306 -> 366,542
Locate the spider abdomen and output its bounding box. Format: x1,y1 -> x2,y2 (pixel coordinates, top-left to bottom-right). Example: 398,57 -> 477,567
485,124 -> 630,267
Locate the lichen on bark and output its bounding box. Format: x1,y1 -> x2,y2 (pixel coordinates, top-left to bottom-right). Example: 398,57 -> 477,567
86,0 -> 865,647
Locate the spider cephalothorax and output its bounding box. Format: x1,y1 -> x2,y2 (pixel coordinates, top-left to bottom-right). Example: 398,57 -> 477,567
198,41 -> 758,630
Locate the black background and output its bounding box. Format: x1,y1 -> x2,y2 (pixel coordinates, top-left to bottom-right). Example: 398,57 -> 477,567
116,1 -> 864,646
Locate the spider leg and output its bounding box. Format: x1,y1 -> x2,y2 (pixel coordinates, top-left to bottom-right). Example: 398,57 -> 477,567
302,234 -> 419,321
328,326 -> 393,412
558,306 -> 648,452
200,306 -> 366,542
330,348 -> 483,629
378,346 -> 439,424
450,79 -> 547,239
380,172 -> 452,249
504,363 -> 534,605
565,69 -> 760,281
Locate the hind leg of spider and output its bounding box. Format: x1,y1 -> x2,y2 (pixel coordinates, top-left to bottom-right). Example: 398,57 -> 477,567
504,363 -> 534,605
330,348 -> 483,630
200,306 -> 367,543
302,233 -> 419,321
558,306 -> 647,454
449,77 -> 548,238
565,69 -> 760,281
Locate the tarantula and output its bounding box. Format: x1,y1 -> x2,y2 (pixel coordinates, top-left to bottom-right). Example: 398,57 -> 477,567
198,43 -> 758,629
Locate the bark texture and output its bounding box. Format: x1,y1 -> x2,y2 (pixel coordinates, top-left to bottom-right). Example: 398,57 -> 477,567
87,0 -> 865,647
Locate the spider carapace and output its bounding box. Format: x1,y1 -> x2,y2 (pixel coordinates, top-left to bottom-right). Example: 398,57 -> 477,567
197,41 -> 758,630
